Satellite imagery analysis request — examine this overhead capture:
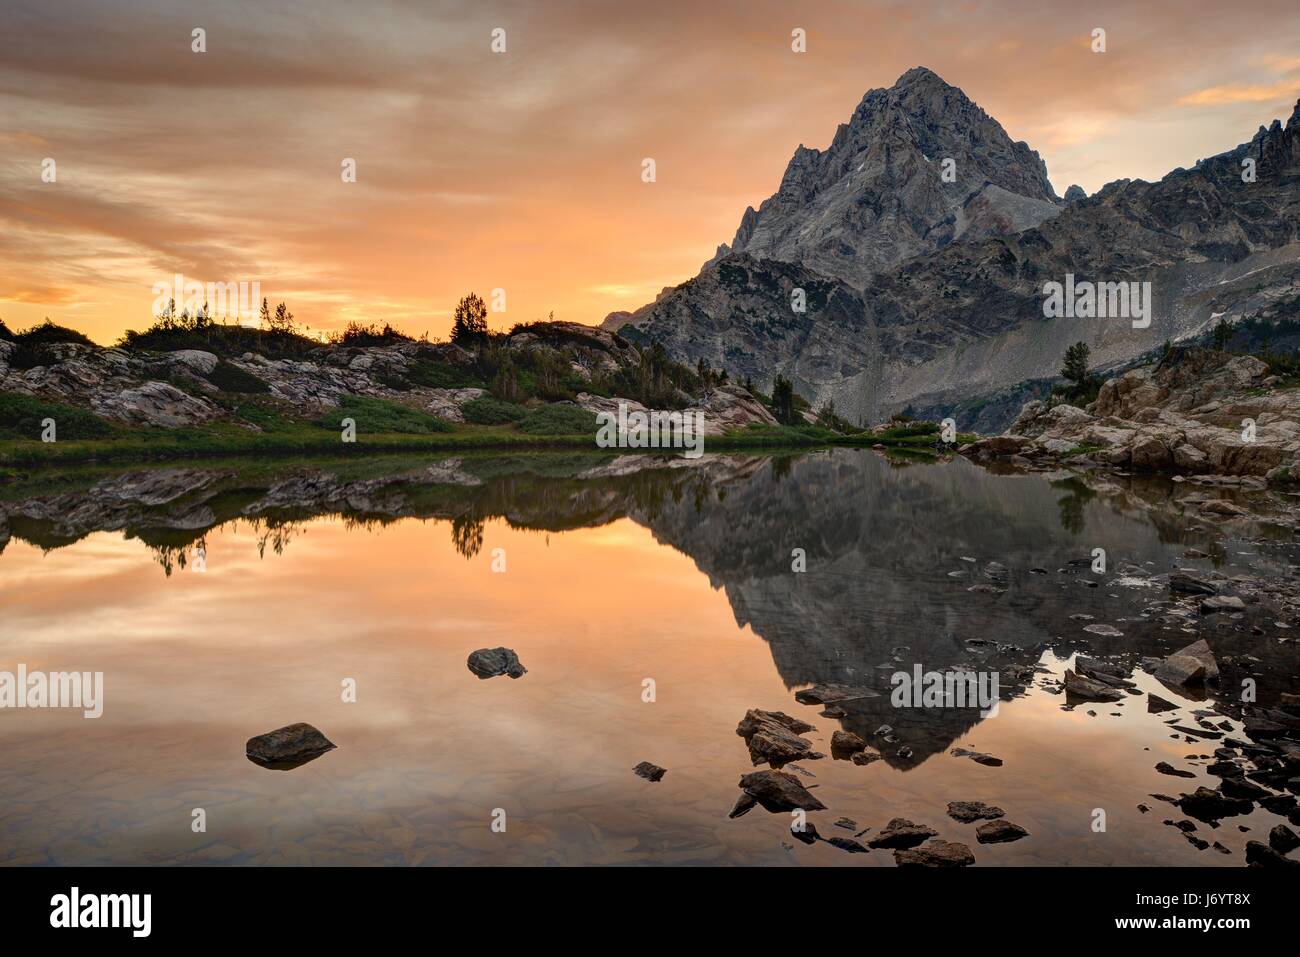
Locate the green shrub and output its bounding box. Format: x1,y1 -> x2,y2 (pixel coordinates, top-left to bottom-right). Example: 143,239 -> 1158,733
13,320 -> 95,346
207,359 -> 270,393
314,396 -> 452,434
0,317 -> 12,341
327,322 -> 412,347
0,392 -> 116,440
403,360 -> 484,390
461,396 -> 527,425
515,404 -> 599,435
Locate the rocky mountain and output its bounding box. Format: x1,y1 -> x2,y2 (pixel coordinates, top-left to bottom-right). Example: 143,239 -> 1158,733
607,68 -> 1300,429
703,67 -> 1061,287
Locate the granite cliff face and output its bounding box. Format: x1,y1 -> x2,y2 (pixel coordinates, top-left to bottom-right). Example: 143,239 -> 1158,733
608,68 -> 1300,429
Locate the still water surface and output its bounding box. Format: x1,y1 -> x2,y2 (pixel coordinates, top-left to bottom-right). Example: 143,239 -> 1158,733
1,450 -> 1296,865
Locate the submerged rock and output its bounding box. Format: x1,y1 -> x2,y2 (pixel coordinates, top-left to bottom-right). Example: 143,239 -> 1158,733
826,836 -> 869,853
1155,762 -> 1196,778
633,761 -> 667,782
951,747 -> 1003,767
245,723 -> 336,770
790,821 -> 820,845
947,801 -> 1005,823
893,840 -> 975,868
467,647 -> 527,679
736,709 -> 822,766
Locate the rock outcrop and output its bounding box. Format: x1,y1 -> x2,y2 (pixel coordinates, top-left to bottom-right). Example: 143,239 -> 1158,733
964,350 -> 1300,484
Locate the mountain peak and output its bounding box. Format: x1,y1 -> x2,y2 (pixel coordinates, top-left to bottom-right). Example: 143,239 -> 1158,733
714,71 -> 1059,287
894,65 -> 950,88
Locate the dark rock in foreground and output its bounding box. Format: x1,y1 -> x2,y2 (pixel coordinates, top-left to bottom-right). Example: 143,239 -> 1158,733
1155,762 -> 1196,778
467,647 -> 527,679
976,820 -> 1029,843
1177,786 -> 1254,822
830,730 -> 867,758
893,840 -> 975,868
1246,840 -> 1300,868
1269,824 -> 1300,853
1154,639 -> 1219,688
947,801 -> 1005,823
633,761 -> 666,782
245,722 -> 336,770
736,709 -> 822,766
732,770 -> 827,815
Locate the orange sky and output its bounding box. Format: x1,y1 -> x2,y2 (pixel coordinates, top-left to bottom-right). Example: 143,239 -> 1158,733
2,0 -> 1298,345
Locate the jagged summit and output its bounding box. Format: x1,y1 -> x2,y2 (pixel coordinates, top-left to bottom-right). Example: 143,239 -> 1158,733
699,67 -> 1060,286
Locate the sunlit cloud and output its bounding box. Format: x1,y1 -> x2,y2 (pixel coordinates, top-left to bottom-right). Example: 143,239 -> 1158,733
1,0 -> 1298,345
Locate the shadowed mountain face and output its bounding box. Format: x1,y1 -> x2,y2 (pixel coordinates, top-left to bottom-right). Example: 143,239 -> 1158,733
608,68 -> 1300,428
5,451 -> 1296,769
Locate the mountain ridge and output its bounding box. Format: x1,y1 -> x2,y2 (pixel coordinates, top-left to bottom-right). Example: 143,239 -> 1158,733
606,68 -> 1300,428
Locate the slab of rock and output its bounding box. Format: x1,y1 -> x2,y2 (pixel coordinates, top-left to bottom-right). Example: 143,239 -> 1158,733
868,818 -> 939,849
467,647 -> 527,679
951,747 -> 1003,767
851,750 -> 883,766
975,820 -> 1029,843
1200,595 -> 1246,614
826,836 -> 870,853
1155,762 -> 1196,778
632,761 -> 666,782
1147,694 -> 1180,714
246,723 -> 336,770
893,840 -> 975,868
1170,573 -> 1218,596
1064,669 -> 1123,702
733,770 -> 827,815
1154,639 -> 1219,688
736,709 -> 822,766
947,801 -> 1005,823
794,683 -> 881,705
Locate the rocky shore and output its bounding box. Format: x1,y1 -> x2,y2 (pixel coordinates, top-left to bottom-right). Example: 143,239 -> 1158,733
962,349 -> 1300,488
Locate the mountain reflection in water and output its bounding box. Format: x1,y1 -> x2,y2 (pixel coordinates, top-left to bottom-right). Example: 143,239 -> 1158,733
1,449 -> 1296,865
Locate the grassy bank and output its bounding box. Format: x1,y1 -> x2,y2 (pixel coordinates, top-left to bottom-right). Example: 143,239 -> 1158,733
0,416 -> 974,472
